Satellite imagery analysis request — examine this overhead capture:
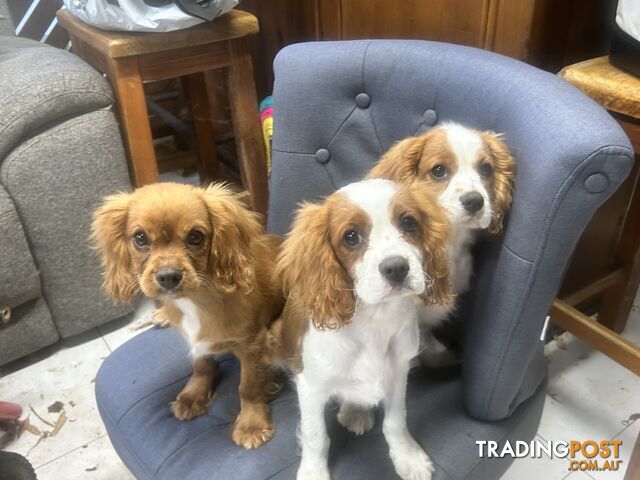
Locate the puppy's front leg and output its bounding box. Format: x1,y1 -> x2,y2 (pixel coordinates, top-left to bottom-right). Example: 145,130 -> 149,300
171,356 -> 217,420
382,362 -> 433,480
232,339 -> 275,449
296,375 -> 330,480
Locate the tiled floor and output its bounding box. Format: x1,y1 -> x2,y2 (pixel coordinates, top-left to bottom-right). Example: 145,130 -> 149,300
1,293 -> 638,479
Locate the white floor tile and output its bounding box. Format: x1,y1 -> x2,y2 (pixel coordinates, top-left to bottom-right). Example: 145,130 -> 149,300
501,435 -> 571,480
35,435 -> 134,480
98,300 -> 155,352
0,329 -> 111,468
538,330 -> 640,444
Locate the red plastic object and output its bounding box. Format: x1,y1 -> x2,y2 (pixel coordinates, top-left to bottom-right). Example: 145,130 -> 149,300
0,402 -> 22,421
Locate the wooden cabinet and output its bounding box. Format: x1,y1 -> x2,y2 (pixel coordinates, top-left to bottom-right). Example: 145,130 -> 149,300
313,0 -> 536,60
242,0 -> 616,98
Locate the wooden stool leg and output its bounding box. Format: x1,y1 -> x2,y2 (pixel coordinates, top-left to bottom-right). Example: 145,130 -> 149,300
598,156 -> 640,333
107,57 -> 159,187
183,73 -> 220,183
227,37 -> 268,218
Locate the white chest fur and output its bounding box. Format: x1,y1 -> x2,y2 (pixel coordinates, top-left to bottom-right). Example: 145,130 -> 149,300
300,296 -> 420,407
173,298 -> 211,358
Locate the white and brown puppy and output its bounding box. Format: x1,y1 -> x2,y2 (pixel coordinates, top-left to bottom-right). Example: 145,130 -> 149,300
368,123 -> 516,366
270,179 -> 452,480
91,182 -> 283,449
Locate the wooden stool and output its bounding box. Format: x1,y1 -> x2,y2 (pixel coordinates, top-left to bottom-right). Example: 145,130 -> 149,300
550,56 -> 640,375
57,9 -> 268,216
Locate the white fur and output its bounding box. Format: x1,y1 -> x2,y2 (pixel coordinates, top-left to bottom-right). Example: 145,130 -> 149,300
296,179 -> 433,480
437,123 -> 492,230
419,123 -> 491,367
340,179 -> 427,305
173,298 -> 211,358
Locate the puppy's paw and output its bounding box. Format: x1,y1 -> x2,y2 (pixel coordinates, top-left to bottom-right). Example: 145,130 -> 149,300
390,444 -> 434,480
232,414 -> 274,449
152,307 -> 171,328
337,403 -> 374,435
297,459 -> 330,480
170,390 -> 213,421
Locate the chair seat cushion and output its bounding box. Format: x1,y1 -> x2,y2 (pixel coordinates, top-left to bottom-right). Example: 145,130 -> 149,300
96,327 -> 546,480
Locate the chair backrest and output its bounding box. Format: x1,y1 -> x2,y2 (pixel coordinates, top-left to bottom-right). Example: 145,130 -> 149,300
268,40 -> 633,420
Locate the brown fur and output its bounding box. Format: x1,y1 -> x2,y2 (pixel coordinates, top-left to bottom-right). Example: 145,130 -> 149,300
367,127 -> 516,234
271,181 -> 452,372
91,182 -> 284,449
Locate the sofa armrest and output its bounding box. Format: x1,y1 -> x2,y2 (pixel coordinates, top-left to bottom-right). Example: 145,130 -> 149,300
0,36 -> 113,162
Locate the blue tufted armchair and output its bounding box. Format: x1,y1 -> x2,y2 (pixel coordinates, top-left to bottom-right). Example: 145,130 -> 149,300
95,41 -> 633,479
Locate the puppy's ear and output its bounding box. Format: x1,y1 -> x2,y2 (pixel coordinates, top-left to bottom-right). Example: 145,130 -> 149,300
201,184 -> 263,293
367,132 -> 431,182
91,193 -> 136,303
482,132 -> 516,235
277,201 -> 355,330
408,183 -> 453,307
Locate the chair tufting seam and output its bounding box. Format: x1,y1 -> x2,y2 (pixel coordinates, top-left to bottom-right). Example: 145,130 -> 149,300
155,422 -> 234,476
97,394 -> 155,479
362,43 -> 384,156
502,244 -> 533,264
480,145 -> 633,418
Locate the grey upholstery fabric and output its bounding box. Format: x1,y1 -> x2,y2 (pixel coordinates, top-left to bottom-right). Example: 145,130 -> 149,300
268,40 -> 633,421
96,327 -> 546,480
0,0 -> 13,37
0,37 -> 133,363
0,184 -> 40,308
0,298 -> 58,365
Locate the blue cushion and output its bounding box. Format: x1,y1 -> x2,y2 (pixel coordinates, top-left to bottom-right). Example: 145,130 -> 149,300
96,327 -> 545,479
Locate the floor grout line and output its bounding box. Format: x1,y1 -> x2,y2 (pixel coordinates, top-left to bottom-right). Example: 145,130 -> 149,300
33,433 -> 107,470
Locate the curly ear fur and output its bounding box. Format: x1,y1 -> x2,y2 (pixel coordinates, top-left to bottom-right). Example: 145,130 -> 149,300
91,192 -> 136,303
277,202 -> 355,331
406,182 -> 453,307
367,133 -> 431,182
482,132 -> 516,235
201,184 -> 264,293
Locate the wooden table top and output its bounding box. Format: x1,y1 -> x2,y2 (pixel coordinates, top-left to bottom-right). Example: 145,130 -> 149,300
56,9 -> 258,59
559,56 -> 640,119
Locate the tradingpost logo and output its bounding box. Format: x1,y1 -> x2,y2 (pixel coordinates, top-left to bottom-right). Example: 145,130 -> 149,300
476,439 -> 623,472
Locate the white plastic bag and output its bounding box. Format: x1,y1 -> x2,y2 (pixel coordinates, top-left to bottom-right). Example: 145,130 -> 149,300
63,0 -> 238,33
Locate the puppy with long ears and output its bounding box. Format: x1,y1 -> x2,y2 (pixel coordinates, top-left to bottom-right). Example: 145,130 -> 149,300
270,179 -> 452,480
368,122 -> 516,366
91,182 -> 284,449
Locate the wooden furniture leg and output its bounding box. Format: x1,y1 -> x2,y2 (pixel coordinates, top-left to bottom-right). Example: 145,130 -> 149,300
107,57 -> 159,186
227,37 -> 269,217
598,119 -> 640,333
184,73 -> 220,183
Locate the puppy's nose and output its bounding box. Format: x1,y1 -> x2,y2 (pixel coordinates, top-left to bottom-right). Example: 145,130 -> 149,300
379,256 -> 410,286
156,268 -> 183,291
460,191 -> 484,213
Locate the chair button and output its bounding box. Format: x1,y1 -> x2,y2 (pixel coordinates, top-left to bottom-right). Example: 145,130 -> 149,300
423,109 -> 438,126
355,93 -> 370,109
315,148 -> 330,164
1,305 -> 11,324
585,173 -> 609,193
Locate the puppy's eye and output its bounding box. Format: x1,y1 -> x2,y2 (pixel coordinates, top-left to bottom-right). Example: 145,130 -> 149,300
478,162 -> 493,177
342,230 -> 362,248
187,229 -> 205,247
400,214 -> 418,234
431,164 -> 447,179
133,230 -> 149,249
